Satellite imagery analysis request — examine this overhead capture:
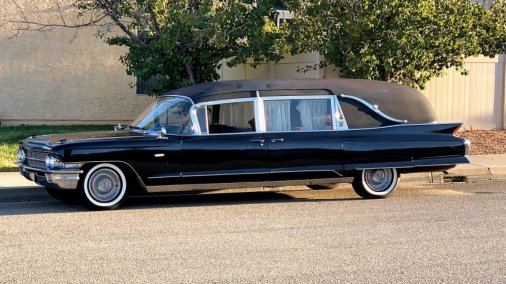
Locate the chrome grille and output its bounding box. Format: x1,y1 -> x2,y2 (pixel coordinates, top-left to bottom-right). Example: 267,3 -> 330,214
26,150 -> 46,160
25,149 -> 47,169
27,159 -> 45,168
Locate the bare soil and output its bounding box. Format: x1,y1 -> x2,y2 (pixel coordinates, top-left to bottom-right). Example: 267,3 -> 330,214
457,130 -> 506,155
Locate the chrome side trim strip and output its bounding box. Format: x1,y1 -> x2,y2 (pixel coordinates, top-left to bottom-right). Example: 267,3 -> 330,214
147,173 -> 182,179
345,156 -> 470,171
339,93 -> 408,124
341,121 -> 457,132
181,170 -> 269,178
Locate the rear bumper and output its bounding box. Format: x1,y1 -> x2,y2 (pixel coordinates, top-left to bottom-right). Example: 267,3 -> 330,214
19,165 -> 82,190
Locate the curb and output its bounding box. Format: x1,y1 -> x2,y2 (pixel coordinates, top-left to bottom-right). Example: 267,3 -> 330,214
402,165 -> 506,184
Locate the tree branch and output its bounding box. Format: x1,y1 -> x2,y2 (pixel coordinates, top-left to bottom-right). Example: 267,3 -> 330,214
96,0 -> 148,49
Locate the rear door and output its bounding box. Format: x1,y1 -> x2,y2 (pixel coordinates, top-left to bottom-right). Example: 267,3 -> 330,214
260,94 -> 346,180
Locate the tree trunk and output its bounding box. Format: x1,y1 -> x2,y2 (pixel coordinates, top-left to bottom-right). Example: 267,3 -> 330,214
193,61 -> 203,84
382,70 -> 391,81
186,64 -> 195,85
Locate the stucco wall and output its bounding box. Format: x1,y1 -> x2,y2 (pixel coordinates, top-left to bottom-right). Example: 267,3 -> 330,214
0,1 -> 154,125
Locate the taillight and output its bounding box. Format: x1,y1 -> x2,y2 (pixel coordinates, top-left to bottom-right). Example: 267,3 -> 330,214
452,125 -> 462,136
463,138 -> 471,155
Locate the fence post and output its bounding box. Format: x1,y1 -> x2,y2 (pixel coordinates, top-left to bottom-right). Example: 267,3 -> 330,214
503,54 -> 506,129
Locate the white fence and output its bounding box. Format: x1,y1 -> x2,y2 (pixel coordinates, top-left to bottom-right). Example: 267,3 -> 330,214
422,55 -> 505,130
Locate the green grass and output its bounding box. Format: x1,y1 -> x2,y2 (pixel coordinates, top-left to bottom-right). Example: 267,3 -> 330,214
0,125 -> 112,172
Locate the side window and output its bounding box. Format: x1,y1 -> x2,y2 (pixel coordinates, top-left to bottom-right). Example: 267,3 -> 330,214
264,98 -> 333,132
339,97 -> 395,129
196,101 -> 255,134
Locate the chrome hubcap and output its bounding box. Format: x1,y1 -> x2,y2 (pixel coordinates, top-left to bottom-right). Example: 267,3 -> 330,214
88,168 -> 122,202
364,169 -> 393,192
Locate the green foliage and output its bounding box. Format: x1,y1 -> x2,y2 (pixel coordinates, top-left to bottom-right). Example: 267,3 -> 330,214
285,0 -> 506,89
80,0 -> 287,95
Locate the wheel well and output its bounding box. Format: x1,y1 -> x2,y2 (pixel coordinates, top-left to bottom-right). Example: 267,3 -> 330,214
80,162 -> 147,194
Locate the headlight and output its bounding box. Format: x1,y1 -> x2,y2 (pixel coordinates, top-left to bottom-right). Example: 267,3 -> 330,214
44,155 -> 63,169
17,148 -> 26,162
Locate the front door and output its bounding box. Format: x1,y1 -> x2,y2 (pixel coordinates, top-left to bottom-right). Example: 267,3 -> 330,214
181,133 -> 269,185
180,98 -> 269,185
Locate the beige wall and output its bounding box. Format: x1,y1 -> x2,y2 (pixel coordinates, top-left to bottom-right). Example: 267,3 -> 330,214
0,1 -> 154,125
219,52 -> 323,80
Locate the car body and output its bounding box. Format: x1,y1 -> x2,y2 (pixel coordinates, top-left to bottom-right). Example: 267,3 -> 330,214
18,79 -> 470,209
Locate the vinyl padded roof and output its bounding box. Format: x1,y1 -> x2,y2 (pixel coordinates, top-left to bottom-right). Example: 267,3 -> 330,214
162,79 -> 437,123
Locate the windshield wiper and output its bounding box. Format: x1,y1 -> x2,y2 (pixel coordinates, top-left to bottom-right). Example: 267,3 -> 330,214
127,125 -> 147,133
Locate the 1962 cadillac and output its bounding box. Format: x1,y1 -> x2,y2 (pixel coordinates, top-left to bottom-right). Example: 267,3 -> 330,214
18,79 -> 470,210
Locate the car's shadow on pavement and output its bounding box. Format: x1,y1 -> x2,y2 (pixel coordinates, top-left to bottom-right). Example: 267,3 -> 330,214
124,191 -> 362,211
0,186 -> 362,216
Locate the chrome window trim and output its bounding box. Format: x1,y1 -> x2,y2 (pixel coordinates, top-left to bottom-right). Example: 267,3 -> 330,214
344,121 -> 450,132
191,97 -> 257,136
190,93 -> 351,136
339,93 -> 408,124
188,91 -> 435,136
159,94 -> 196,105
260,95 -> 334,101
195,97 -> 256,106
190,106 -> 201,135
255,91 -> 267,132
332,95 -> 349,130
259,94 -> 337,133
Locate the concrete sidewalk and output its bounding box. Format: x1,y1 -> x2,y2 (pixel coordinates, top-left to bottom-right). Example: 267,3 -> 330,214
1,154 -> 505,188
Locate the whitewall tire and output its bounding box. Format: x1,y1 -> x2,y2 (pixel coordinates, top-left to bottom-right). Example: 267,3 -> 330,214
80,163 -> 128,210
352,168 -> 398,199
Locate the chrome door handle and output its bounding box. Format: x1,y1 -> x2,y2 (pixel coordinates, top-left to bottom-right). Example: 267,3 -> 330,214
251,139 -> 265,145
271,138 -> 284,143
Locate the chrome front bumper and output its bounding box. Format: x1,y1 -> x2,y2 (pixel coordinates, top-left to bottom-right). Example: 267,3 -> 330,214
19,165 -> 82,190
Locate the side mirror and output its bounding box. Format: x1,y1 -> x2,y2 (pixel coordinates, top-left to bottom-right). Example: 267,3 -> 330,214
160,127 -> 167,136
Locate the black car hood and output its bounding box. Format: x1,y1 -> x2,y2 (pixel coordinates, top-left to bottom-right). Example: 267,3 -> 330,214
25,130 -> 143,146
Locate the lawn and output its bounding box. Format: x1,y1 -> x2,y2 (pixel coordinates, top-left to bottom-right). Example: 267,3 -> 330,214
0,125 -> 112,172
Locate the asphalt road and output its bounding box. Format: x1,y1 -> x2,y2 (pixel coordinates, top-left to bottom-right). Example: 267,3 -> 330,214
0,182 -> 505,283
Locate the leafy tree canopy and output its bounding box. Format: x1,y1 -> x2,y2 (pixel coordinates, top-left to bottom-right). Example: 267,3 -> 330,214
284,0 -> 506,89
75,0 -> 287,95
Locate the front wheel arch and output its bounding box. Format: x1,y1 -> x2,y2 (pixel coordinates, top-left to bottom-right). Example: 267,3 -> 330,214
80,161 -> 146,194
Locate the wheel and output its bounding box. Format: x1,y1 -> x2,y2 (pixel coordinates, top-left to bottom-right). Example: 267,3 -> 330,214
352,168 -> 398,199
79,163 -> 128,210
307,183 -> 339,190
45,187 -> 78,202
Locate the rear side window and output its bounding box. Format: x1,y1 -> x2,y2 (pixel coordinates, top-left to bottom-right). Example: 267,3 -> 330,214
339,97 -> 396,129
264,98 -> 333,132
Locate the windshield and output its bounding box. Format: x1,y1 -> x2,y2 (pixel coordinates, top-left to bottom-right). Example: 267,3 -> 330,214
130,97 -> 193,134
